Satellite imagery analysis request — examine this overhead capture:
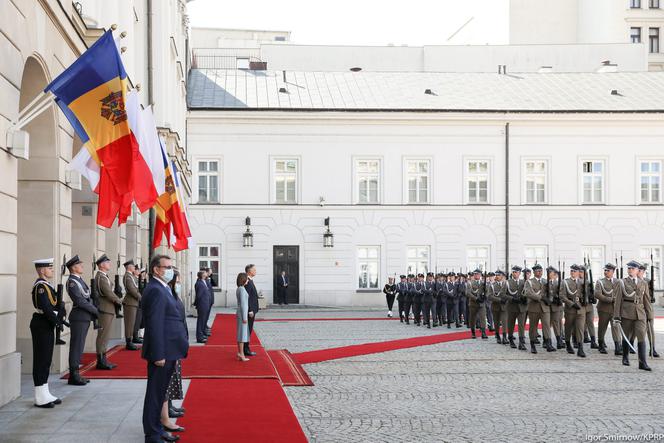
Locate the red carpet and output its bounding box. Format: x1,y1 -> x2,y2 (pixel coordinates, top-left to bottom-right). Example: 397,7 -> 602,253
177,379 -> 308,443
267,350 -> 314,386
258,317 -> 399,322
205,313 -> 262,346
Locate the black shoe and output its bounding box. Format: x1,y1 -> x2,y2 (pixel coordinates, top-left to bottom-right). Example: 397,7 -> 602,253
502,334 -> 508,345
566,341 -> 575,354
132,337 -> 143,344
103,354 -> 117,369
622,341 -> 630,366
598,340 -> 607,354
534,338 -> 541,345
168,408 -> 184,418
68,368 -> 87,386
455,323 -> 461,328
518,338 -> 526,351
496,335 -> 502,344
164,424 -> 185,433
126,338 -> 138,351
577,343 -> 586,358
196,339 -> 207,344
545,338 -> 556,352
583,332 -> 591,344
447,323 -> 451,329
96,354 -> 113,370
615,341 -> 622,356
35,402 -> 55,408
530,341 -> 538,354
509,336 -> 517,349
638,342 -> 652,371
481,328 -> 488,340
161,433 -> 180,442
590,337 -> 598,349
246,351 -> 257,356
471,329 -> 476,339
556,336 -> 564,349
652,349 -> 660,358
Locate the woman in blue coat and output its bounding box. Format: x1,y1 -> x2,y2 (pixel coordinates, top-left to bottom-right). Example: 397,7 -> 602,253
236,273 -> 250,361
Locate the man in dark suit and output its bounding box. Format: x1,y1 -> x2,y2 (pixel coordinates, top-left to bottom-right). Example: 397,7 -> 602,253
193,270 -> 210,343
204,268 -> 214,336
275,270 -> 289,305
245,264 -> 259,356
142,255 -> 189,443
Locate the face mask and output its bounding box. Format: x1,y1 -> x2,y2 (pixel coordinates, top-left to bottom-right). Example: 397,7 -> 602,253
162,268 -> 174,283
175,283 -> 182,295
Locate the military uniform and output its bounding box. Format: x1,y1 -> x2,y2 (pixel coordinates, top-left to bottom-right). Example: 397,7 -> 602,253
466,271 -> 488,339
422,274 -> 435,328
403,275 -> 415,324
614,262 -> 652,370
413,275 -> 425,326
65,255 -> 98,385
546,270 -> 565,349
489,272 -> 508,344
506,267 -> 527,350
524,265 -> 555,353
639,263 -> 660,358
594,264 -> 620,355
395,276 -> 408,322
457,275 -> 468,326
432,274 -> 443,327
560,265 -> 588,357
123,262 -> 141,350
582,273 -> 598,349
95,255 -> 122,369
382,280 -> 396,318
445,274 -> 460,328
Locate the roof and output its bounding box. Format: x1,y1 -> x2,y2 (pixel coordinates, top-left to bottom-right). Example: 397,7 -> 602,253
187,69 -> 664,113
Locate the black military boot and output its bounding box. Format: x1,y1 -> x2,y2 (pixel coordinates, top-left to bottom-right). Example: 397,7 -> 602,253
572,336 -> 578,349
598,340 -> 607,354
502,333 -> 508,345
481,328 -> 488,339
427,321 -> 431,329
496,331 -> 502,344
447,321 -> 452,329
615,341 -> 622,356
556,336 -> 564,349
488,324 -> 494,332
132,336 -> 143,344
622,341 -> 630,366
126,338 -> 138,351
530,340 -> 538,354
455,322 -> 461,328
577,342 -> 586,358
590,336 -> 598,349
638,342 -> 652,371
96,354 -> 113,370
566,340 -> 575,354
103,353 -> 117,369
432,320 -> 438,327
583,331 -> 591,344
518,337 -> 526,351
652,347 -> 660,358
630,339 -> 636,354
545,338 -> 556,352
68,368 -> 87,386
534,337 -> 541,345
471,328 -> 476,339
509,335 -> 517,348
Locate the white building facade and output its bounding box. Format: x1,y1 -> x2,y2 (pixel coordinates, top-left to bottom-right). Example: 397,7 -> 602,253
187,69 -> 664,308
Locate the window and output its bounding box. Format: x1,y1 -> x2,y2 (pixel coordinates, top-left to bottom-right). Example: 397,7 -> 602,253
198,245 -> 220,287
407,246 -> 430,276
631,27 -> 642,43
650,0 -> 659,7
631,0 -> 642,8
640,160 -> 662,203
273,159 -> 297,204
406,159 -> 430,203
640,246 -> 662,290
582,160 -> 605,204
524,160 -> 547,204
236,57 -> 250,69
274,36 -> 286,41
650,28 -> 660,53
355,159 -> 380,204
357,246 -> 380,289
582,246 -> 604,280
467,160 -> 490,203
524,245 -> 548,268
197,160 -> 219,203
467,246 -> 490,272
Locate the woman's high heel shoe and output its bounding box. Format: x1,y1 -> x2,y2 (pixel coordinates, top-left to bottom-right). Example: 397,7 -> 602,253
237,354 -> 249,362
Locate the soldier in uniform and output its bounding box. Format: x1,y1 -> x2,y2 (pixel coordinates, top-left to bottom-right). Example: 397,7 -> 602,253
614,261 -> 652,371
638,263 -> 659,358
30,258 -> 63,408
412,273 -> 425,326
432,273 -> 443,327
525,264 -> 556,353
489,270 -> 508,344
396,275 -> 408,323
444,272 -> 458,328
466,269 -> 488,339
547,266 -> 565,349
404,274 -> 415,324
506,266 -> 527,350
457,273 -> 468,327
382,277 -> 397,318
122,260 -> 141,350
560,264 -> 587,357
65,255 -> 97,386
131,265 -> 144,344
579,267 -> 598,349
95,254 -> 123,369
422,273 -> 435,328
594,263 -> 621,355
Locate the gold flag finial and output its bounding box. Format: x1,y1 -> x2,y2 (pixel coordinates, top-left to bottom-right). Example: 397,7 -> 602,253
111,24 -> 118,31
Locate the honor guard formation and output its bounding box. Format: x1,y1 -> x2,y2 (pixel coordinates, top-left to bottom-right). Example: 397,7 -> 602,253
29,254 -> 148,408
383,259 -> 659,372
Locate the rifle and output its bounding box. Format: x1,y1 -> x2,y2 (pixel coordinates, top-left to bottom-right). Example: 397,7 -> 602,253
544,256 -> 552,305
562,261 -> 566,281
113,253 -> 124,319
479,262 -> 487,304
587,256 -> 596,304
650,250 -> 656,303
55,254 -> 70,345
90,255 -> 101,329
138,260 -> 146,294
580,257 -> 588,306
620,252 -> 624,279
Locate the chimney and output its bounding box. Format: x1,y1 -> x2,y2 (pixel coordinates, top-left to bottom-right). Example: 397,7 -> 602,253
596,60 -> 618,73
538,66 -> 553,73
498,64 -> 508,74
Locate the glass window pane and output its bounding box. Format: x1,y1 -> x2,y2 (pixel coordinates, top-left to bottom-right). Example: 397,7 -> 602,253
199,161 -> 208,172
419,189 -> 427,202
468,162 -> 477,173
209,161 -> 218,172
652,162 -> 660,173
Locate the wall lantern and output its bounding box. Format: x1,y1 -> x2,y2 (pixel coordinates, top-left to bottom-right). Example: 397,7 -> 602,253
323,217 -> 334,248
243,217 -> 254,248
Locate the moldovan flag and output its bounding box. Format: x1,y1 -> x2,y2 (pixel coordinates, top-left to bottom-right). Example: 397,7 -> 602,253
45,30 -> 157,227
152,140 -> 191,251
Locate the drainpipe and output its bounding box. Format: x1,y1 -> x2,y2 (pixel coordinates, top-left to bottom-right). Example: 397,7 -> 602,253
505,122 -> 510,268
147,0 -> 155,261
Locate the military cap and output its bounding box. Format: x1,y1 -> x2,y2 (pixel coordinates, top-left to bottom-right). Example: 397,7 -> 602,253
399,275 -> 406,279
603,263 -> 616,271
96,254 -> 110,266
123,259 -> 135,268
546,266 -> 559,274
408,274 -> 415,278
626,260 -> 640,269
532,264 -> 543,271
426,272 -> 434,277
472,269 -> 482,274
638,263 -> 648,271
511,265 -> 522,272
570,264 -> 581,271
33,258 -> 53,268
487,271 -> 495,277
417,273 -> 424,278
495,270 -> 505,276
447,272 -> 456,277
66,255 -> 82,269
